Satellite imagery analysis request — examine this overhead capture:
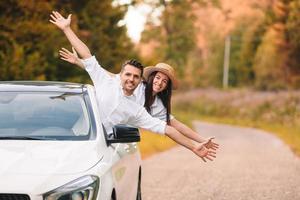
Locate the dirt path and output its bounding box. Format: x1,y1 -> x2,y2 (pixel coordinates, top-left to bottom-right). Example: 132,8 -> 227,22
141,121 -> 300,200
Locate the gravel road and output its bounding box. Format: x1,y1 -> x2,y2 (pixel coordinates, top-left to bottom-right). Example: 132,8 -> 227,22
141,121 -> 300,200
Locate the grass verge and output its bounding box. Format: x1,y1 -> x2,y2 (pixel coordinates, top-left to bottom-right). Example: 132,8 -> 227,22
138,129 -> 176,159
172,89 -> 300,156
138,89 -> 300,158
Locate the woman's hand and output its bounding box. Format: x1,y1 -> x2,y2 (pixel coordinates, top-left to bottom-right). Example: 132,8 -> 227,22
203,137 -> 219,151
50,11 -> 71,31
193,143 -> 216,162
59,47 -> 84,69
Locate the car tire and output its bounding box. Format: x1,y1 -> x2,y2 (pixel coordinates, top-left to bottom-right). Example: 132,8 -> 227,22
136,168 -> 142,200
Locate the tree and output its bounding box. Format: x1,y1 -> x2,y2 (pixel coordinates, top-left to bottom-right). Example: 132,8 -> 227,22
286,0 -> 300,87
253,0 -> 300,89
226,16 -> 265,87
0,0 -> 59,80
78,0 -> 136,73
140,0 -> 220,87
141,0 -> 196,78
0,0 -> 134,82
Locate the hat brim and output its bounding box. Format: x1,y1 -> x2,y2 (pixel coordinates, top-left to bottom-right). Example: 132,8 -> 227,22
143,66 -> 178,90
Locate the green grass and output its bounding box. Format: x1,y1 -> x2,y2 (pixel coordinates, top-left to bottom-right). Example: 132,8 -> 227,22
138,89 -> 300,158
175,110 -> 300,156
172,92 -> 300,156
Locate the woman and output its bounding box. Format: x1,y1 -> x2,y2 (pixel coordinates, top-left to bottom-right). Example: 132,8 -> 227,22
59,48 -> 218,151
134,63 -> 218,150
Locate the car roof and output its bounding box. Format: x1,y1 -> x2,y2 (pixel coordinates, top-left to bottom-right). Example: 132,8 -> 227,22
0,81 -> 86,93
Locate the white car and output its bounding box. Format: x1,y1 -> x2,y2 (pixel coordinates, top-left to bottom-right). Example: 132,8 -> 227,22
0,81 -> 142,200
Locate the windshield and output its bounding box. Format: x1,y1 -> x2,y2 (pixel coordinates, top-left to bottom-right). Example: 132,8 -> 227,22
0,92 -> 92,140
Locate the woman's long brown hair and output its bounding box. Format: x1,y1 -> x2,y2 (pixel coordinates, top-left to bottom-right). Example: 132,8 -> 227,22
144,71 -> 172,124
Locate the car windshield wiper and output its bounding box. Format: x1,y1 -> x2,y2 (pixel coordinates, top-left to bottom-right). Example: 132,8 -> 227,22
0,136 -> 55,140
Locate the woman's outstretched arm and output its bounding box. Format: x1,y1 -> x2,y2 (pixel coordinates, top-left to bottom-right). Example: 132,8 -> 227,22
165,125 -> 216,162
50,11 -> 91,59
170,118 -> 219,150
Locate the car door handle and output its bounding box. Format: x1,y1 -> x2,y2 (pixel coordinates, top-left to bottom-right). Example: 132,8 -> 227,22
124,144 -> 131,152
124,143 -> 137,153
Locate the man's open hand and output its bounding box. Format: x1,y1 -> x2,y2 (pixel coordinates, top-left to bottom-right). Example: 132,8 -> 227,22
50,11 -> 71,31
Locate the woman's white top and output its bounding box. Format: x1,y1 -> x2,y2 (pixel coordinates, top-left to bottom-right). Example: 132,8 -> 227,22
134,82 -> 174,122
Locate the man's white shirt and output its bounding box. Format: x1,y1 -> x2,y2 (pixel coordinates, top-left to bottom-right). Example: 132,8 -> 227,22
82,56 -> 166,134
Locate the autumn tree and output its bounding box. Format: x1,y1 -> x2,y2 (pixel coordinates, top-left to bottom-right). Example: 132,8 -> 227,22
141,0 -> 196,79
253,0 -> 300,89
286,0 -> 300,87
141,0 -> 220,87
226,15 -> 265,87
0,0 -> 134,82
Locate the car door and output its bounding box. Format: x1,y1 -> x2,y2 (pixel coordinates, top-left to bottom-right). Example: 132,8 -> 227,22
111,142 -> 141,200
86,86 -> 141,200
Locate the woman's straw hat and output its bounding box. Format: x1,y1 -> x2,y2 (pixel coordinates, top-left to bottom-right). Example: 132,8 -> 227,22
143,63 -> 178,89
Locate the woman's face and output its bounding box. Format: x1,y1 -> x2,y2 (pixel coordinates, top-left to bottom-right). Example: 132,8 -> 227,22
152,71 -> 169,95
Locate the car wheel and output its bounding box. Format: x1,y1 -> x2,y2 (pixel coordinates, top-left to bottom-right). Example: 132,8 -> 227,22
136,169 -> 142,200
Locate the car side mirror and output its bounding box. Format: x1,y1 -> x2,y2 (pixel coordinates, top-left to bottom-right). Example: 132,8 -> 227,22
105,124 -> 140,145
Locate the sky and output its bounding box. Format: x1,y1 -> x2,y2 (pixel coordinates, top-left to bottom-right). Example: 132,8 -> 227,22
123,4 -> 152,43
114,0 -> 162,43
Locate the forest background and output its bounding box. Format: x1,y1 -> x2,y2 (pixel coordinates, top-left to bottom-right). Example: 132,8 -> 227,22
1,0 -> 300,89
0,0 -> 299,156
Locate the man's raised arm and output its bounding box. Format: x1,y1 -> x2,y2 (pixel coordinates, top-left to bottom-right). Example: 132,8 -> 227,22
50,11 -> 91,59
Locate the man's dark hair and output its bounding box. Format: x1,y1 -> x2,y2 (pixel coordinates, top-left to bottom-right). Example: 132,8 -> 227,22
121,59 -> 144,76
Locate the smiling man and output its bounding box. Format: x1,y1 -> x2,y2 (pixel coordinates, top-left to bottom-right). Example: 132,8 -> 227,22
119,60 -> 143,96
50,11 -> 216,161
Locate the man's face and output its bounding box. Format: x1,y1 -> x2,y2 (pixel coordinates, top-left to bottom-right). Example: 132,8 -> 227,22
120,64 -> 142,95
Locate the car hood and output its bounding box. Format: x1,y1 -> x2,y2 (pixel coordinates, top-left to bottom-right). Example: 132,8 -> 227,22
0,140 -> 103,175
0,140 -> 113,194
